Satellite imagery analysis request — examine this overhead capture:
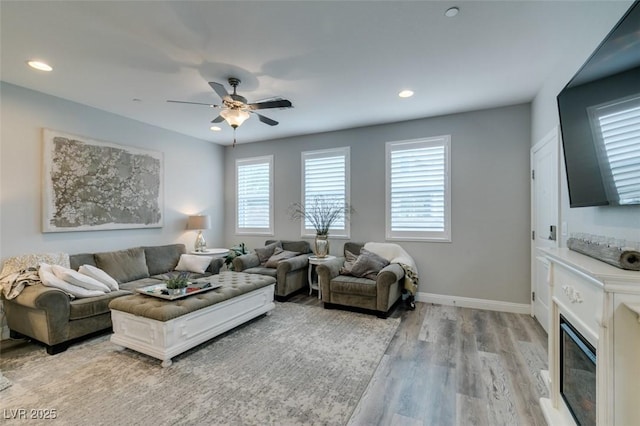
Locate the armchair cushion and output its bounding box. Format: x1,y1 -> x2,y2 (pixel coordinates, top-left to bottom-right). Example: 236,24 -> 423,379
265,249 -> 300,268
255,241 -> 283,265
330,275 -> 377,297
349,248 -> 390,280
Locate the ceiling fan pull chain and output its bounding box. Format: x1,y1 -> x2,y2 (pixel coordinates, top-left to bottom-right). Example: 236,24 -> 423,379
233,128 -> 237,148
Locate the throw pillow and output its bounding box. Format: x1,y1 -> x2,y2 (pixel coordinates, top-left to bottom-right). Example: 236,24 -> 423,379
255,241 -> 283,265
142,244 -> 186,276
51,264 -> 110,293
340,249 -> 359,275
39,263 -> 104,299
265,249 -> 301,268
94,247 -> 150,284
350,249 -> 390,280
175,254 -> 214,274
78,264 -> 119,291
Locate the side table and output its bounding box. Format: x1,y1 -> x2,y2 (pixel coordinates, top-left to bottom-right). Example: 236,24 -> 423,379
189,248 -> 229,257
308,255 -> 336,299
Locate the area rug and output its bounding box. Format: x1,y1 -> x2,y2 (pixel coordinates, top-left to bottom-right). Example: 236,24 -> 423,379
0,303 -> 399,425
0,372 -> 11,391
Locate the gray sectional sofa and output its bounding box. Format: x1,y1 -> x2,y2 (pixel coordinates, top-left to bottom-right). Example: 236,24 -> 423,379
3,244 -> 223,354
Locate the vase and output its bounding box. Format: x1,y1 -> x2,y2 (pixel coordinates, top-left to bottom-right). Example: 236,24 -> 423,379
314,234 -> 329,258
167,287 -> 187,296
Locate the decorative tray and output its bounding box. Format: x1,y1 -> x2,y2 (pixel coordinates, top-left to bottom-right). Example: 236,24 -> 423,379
136,280 -> 222,300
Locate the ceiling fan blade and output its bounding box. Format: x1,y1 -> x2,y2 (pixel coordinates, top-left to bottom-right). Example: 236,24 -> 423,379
255,113 -> 279,126
209,82 -> 229,100
211,115 -> 225,123
167,100 -> 218,107
248,99 -> 292,110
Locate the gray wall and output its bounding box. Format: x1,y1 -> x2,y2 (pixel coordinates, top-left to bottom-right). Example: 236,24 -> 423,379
0,82 -> 225,259
225,104 -> 532,304
531,0 -> 640,245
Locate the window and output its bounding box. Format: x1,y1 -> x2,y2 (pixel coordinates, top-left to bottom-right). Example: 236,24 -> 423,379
301,147 -> 350,237
386,136 -> 451,241
588,94 -> 640,205
236,155 -> 273,235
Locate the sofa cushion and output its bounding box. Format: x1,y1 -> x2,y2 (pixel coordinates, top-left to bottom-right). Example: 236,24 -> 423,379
142,244 -> 186,275
69,253 -> 97,270
69,289 -> 131,320
330,275 -> 377,297
264,249 -> 301,268
255,241 -> 282,265
175,254 -> 214,274
51,265 -> 110,293
95,247 -> 150,284
350,249 -> 390,280
78,265 -> 119,291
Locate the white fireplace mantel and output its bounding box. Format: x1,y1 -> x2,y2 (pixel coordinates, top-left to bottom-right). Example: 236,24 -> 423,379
540,248 -> 640,426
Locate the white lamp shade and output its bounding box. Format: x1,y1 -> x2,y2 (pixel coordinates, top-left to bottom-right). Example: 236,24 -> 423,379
220,109 -> 251,128
187,215 -> 211,230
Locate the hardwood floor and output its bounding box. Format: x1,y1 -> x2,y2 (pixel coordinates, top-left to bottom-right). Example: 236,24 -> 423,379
290,293 -> 549,426
2,292 -> 548,426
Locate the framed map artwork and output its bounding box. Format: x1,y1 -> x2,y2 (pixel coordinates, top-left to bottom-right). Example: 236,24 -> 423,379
42,129 -> 164,232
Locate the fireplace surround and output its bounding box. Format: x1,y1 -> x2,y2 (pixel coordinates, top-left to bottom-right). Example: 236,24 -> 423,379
540,248 -> 640,426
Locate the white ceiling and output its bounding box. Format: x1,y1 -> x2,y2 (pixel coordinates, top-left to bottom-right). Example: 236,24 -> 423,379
0,1 -> 632,145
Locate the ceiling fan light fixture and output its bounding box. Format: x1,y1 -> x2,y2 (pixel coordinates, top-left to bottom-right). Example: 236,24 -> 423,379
220,109 -> 251,128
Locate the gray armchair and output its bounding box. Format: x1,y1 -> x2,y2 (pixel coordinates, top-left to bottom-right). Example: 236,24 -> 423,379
232,240 -> 312,300
316,242 -> 404,318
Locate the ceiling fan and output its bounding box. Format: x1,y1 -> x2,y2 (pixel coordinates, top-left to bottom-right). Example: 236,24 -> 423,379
167,78 -> 293,146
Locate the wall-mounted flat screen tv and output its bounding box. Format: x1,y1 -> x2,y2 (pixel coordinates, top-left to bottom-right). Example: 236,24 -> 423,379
557,0 -> 640,207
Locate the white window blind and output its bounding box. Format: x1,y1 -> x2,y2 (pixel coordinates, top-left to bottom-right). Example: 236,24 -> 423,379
589,95 -> 640,205
236,155 -> 273,235
302,147 -> 350,237
386,136 -> 451,241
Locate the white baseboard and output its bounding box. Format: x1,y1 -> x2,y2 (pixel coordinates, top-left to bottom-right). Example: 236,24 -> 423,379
416,292 -> 531,315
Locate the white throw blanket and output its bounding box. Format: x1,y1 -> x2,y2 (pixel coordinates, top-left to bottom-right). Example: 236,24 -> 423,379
364,242 -> 419,295
0,268 -> 41,299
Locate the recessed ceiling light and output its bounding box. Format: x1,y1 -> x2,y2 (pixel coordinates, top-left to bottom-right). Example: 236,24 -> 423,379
445,7 -> 459,18
27,60 -> 53,71
398,90 -> 414,98
210,126 -> 222,132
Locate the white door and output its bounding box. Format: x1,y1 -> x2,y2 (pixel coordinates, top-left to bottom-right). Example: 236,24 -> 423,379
530,128 -> 560,333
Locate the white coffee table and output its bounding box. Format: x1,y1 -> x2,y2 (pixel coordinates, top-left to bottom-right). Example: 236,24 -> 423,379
308,255 -> 336,299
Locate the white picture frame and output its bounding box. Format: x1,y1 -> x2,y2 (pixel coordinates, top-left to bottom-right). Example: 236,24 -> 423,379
42,129 -> 164,232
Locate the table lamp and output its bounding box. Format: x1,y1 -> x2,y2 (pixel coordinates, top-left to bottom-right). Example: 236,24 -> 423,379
187,215 -> 211,252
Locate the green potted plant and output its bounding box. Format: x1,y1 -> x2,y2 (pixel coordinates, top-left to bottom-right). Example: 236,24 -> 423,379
224,243 -> 248,271
165,271 -> 190,295
288,196 -> 352,258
